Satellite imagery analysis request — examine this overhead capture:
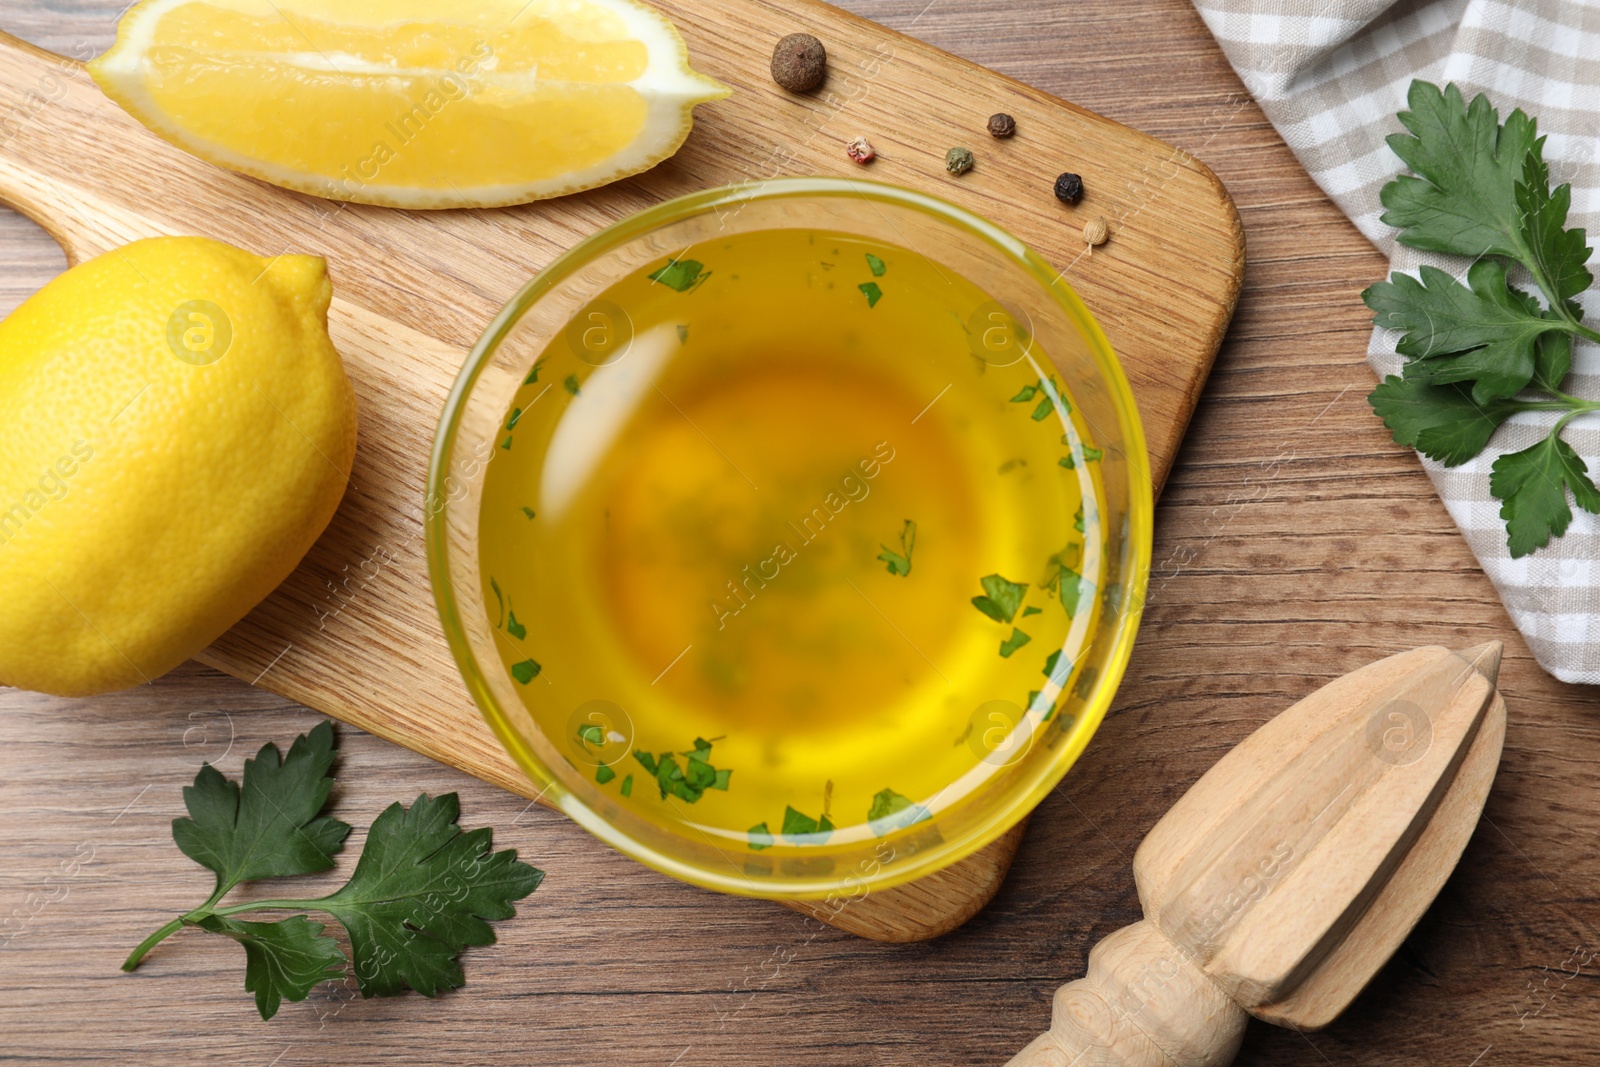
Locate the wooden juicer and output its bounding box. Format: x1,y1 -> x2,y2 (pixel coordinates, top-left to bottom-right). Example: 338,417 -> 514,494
1007,643 -> 1507,1066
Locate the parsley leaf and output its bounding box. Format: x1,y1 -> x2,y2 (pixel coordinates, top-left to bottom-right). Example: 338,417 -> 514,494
877,519 -> 916,576
562,374 -> 580,396
1365,261 -> 1561,402
1363,80 -> 1600,558
1379,80 -> 1539,260
506,608 -> 526,640
510,659 -> 541,684
998,628 -> 1032,657
858,282 -> 883,308
1368,376 -> 1521,466
123,724 -> 541,1020
194,914 -> 345,1020
866,253 -> 887,277
1489,428 -> 1600,557
1516,151 -> 1595,305
971,573 -> 1027,623
172,721 -> 350,897
1010,382 -> 1040,402
747,822 -> 774,851
316,792 -> 543,998
649,257 -> 709,292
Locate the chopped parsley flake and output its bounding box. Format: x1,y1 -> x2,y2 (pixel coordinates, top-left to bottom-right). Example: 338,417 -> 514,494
866,788 -> 931,836
510,659 -> 542,684
747,823 -> 773,851
507,407 -> 523,430
521,506 -> 536,520
998,628 -> 1032,657
595,765 -> 616,785
971,573 -> 1028,623
500,435 -> 513,451
648,258 -> 709,292
620,774 -> 634,797
877,519 -> 917,576
780,805 -> 834,843
631,737 -> 732,803
563,374 -> 580,396
676,324 -> 689,343
1009,383 -> 1040,403
1022,605 -> 1042,617
577,724 -> 603,747
865,253 -> 887,277
506,609 -> 526,640
858,282 -> 883,308
523,361 -> 543,385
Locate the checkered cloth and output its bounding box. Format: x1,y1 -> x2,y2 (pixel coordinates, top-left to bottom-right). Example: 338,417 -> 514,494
1192,0 -> 1600,684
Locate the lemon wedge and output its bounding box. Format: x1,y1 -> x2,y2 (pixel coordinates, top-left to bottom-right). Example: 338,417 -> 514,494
89,0 -> 730,208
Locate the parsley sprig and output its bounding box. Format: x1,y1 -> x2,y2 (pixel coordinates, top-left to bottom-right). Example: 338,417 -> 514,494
122,722 -> 542,1019
1364,80 -> 1600,557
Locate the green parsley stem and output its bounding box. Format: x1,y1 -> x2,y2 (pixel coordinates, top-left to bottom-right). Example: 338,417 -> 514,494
121,917 -> 184,971
208,898 -> 330,916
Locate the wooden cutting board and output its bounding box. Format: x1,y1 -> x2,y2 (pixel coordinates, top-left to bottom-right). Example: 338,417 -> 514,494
0,2 -> 1242,942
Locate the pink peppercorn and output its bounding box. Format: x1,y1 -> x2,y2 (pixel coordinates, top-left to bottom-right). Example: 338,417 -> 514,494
846,136 -> 876,164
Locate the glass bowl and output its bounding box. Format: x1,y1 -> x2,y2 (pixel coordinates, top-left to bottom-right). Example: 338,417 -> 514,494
427,177 -> 1152,900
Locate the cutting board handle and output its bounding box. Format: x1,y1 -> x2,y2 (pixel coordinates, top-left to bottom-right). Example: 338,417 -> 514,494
0,30 -> 135,263
1007,920 -> 1247,1067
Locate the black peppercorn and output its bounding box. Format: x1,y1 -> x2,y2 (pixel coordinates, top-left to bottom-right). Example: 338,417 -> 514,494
1053,172 -> 1084,204
771,33 -> 827,93
987,112 -> 1016,138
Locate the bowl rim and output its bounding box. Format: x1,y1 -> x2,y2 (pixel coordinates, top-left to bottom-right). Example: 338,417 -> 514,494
427,176 -> 1154,900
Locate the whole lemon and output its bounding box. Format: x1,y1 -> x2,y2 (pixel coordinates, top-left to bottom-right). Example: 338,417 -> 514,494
0,236 -> 357,696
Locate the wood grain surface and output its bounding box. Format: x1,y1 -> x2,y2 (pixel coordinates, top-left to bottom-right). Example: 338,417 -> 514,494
0,0 -> 1242,941
1,1 -> 1597,1065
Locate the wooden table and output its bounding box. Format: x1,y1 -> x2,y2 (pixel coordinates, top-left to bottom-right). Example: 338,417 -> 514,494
1,2 -> 1596,1064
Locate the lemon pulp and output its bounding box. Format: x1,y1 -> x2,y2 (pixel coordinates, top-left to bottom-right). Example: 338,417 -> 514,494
90,0 -> 729,207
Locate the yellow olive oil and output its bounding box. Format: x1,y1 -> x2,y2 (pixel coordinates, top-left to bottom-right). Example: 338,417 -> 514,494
479,228 -> 1106,852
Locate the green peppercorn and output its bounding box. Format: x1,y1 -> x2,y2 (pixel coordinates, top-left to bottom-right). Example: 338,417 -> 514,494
946,147 -> 975,176
1053,172 -> 1085,204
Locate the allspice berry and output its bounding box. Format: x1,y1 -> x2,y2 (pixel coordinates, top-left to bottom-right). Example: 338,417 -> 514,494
945,147 -> 975,175
1083,216 -> 1110,246
987,112 -> 1016,138
1053,171 -> 1085,204
771,33 -> 827,92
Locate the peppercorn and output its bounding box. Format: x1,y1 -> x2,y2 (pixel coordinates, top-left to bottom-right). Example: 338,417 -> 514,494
1083,216 -> 1110,246
1053,171 -> 1084,204
771,33 -> 827,92
846,136 -> 876,164
946,147 -> 975,176
987,112 -> 1016,138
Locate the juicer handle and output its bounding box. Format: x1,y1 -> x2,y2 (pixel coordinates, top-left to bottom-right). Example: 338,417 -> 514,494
1006,921 -> 1247,1067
